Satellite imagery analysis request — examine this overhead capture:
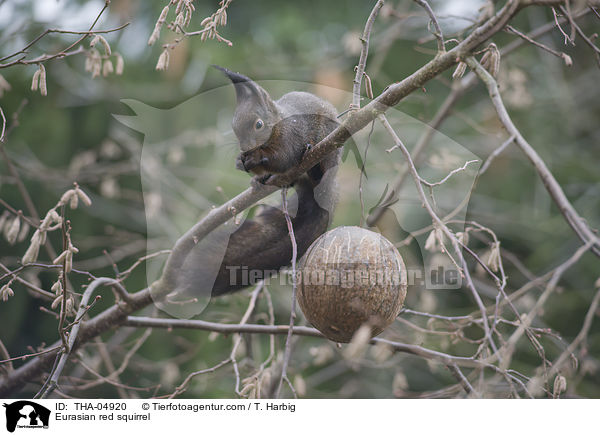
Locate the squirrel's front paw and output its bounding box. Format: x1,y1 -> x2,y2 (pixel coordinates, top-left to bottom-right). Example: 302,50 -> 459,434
238,150 -> 269,173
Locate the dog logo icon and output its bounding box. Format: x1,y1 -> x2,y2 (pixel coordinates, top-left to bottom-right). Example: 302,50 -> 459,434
3,401 -> 50,432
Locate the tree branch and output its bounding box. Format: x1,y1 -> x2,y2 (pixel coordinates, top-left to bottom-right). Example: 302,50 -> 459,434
350,0 -> 385,110
413,0 -> 445,54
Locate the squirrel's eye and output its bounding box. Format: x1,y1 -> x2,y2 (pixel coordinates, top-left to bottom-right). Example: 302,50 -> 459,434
255,119 -> 264,130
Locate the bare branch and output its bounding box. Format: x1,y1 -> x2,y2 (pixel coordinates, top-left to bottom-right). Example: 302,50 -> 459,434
275,189 -> 299,398
419,159 -> 479,188
0,4 -> 127,68
124,316 -> 503,371
446,363 -> 478,396
413,0 -> 445,54
559,5 -> 600,67
480,135 -> 515,175
0,106 -> 5,142
506,25 -> 573,65
351,0 -> 385,110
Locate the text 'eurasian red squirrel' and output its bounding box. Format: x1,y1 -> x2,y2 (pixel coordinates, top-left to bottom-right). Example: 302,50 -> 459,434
176,67 -> 341,298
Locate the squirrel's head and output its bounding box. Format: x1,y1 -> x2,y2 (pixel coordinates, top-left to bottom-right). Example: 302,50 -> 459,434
214,66 -> 280,153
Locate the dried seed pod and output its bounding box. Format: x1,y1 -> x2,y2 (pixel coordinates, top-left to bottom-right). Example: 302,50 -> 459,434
17,221 -> 30,243
102,60 -> 114,77
156,49 -> 170,71
22,231 -> 42,264
115,53 -> 125,75
148,5 -> 170,46
69,191 -> 79,209
5,216 -> 20,245
76,187 -> 92,206
39,64 -> 47,96
0,211 -> 8,233
59,189 -> 76,207
452,61 -> 467,80
0,73 -> 11,97
53,250 -> 69,265
31,69 -> 40,91
481,43 -> 500,78
456,231 -> 469,246
51,280 -> 63,295
293,375 -> 306,397
553,375 -> 567,397
51,294 -> 63,310
0,283 -> 14,302
297,226 -> 407,343
174,12 -> 185,32
486,241 -> 501,272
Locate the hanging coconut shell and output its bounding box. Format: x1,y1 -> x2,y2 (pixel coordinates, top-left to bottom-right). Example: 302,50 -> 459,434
297,226 -> 407,343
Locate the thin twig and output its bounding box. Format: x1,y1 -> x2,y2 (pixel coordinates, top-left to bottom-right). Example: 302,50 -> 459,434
57,213 -> 70,354
413,0 -> 445,54
0,262 -> 54,299
0,197 -> 40,228
446,363 -> 477,396
480,135 -> 515,175
351,0 -> 385,110
232,283 -> 263,395
276,188 -> 298,398
559,5 -> 600,67
0,106 -> 5,142
359,121 -> 376,226
167,359 -> 231,399
117,249 -> 171,280
0,4 -> 127,68
0,338 -> 13,373
0,346 -> 61,365
420,159 -> 479,187
552,7 -> 575,45
124,316 -> 499,370
0,24 -> 129,64
506,25 -> 573,65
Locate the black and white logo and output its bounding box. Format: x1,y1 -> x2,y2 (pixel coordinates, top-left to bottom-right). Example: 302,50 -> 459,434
3,401 -> 50,433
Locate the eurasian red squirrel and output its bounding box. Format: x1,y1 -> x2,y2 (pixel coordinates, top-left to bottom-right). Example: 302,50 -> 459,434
176,67 -> 341,297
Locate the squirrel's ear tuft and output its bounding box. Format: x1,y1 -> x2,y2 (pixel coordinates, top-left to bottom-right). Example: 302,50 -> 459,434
212,65 -> 252,85
213,65 -> 273,108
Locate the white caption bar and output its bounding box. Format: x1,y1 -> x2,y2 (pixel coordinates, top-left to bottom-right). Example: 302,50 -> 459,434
1,399 -> 596,434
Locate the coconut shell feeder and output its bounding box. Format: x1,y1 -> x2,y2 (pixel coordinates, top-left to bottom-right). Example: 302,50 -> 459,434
297,226 -> 407,343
